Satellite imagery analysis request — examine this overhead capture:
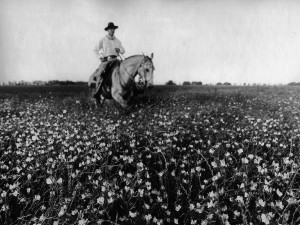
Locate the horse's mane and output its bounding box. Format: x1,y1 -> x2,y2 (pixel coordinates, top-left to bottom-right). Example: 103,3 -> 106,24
123,54 -> 154,70
125,54 -> 153,62
124,55 -> 142,60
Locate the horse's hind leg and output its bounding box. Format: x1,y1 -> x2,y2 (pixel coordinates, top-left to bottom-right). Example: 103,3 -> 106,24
95,95 -> 106,108
100,95 -> 106,105
94,98 -> 100,108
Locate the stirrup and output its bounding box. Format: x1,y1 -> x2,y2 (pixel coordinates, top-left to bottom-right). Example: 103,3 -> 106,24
92,92 -> 98,98
93,77 -> 103,97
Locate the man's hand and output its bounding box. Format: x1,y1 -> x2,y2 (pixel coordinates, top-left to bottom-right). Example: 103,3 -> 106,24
115,48 -> 120,54
100,57 -> 104,62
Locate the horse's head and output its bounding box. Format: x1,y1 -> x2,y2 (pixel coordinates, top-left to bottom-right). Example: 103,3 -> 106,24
137,53 -> 155,89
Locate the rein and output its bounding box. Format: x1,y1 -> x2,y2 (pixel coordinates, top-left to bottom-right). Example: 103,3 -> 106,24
121,62 -> 135,80
120,56 -> 146,81
117,52 -> 132,78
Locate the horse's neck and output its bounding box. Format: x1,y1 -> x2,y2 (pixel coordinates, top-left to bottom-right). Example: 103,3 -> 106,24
120,55 -> 144,79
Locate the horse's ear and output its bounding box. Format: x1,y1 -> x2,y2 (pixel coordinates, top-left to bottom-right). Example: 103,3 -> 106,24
150,53 -> 154,59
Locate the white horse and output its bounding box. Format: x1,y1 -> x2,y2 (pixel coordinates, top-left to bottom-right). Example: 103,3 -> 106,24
90,54 -> 154,108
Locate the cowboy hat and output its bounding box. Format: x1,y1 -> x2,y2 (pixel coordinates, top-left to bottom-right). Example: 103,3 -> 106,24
104,22 -> 118,31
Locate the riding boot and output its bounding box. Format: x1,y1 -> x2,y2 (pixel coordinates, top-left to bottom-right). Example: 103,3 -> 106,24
92,76 -> 103,98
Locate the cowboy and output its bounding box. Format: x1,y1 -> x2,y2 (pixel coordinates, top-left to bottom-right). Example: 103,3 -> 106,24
89,22 -> 125,98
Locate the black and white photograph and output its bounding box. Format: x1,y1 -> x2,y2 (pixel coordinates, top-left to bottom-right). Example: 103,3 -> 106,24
1,0 -> 300,224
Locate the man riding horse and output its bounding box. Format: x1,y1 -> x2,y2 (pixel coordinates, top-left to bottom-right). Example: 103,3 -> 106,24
89,22 -> 125,98
88,22 -> 155,108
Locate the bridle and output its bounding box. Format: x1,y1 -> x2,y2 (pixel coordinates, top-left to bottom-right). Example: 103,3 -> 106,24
141,57 -> 154,82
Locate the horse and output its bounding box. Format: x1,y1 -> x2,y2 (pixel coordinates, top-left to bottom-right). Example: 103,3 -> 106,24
91,53 -> 154,108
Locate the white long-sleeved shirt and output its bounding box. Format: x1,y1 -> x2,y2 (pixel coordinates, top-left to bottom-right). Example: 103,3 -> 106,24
94,35 -> 125,58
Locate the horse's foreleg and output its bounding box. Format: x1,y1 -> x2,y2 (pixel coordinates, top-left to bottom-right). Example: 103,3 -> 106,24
112,92 -> 128,108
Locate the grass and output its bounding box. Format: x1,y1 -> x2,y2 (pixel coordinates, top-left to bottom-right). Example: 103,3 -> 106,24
0,85 -> 300,225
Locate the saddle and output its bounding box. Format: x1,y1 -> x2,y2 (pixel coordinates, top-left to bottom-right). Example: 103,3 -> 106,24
93,59 -> 121,99
102,59 -> 121,80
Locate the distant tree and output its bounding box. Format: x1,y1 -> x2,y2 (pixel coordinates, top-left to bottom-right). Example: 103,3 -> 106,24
47,80 -> 87,86
216,82 -> 222,85
191,81 -> 202,85
288,82 -> 300,86
48,80 -> 60,86
59,80 -> 75,85
75,81 -> 88,85
165,80 -> 176,85
223,82 -> 231,86
183,81 -> 191,85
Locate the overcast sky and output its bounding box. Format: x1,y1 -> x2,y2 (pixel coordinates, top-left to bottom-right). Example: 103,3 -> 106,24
0,0 -> 300,85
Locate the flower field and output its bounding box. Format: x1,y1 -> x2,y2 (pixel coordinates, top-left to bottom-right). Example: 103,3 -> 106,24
0,85 -> 300,225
